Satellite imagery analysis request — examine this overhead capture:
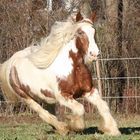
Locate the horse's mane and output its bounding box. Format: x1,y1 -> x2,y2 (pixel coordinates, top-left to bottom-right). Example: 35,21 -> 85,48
28,21 -> 81,69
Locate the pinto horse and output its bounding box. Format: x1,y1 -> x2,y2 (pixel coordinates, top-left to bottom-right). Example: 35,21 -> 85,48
0,12 -> 120,136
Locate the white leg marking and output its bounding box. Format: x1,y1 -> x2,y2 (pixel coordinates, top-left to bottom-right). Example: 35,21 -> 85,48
25,98 -> 69,135
84,88 -> 121,136
56,94 -> 85,131
57,94 -> 85,116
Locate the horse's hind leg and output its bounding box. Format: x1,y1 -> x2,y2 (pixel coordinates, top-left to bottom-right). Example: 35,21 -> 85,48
24,98 -> 69,135
84,88 -> 121,136
9,66 -> 69,135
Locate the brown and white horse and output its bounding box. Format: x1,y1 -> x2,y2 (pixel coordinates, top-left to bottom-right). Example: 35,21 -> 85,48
0,12 -> 120,136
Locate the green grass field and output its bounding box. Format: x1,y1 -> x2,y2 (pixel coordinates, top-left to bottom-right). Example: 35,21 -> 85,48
0,114 -> 140,140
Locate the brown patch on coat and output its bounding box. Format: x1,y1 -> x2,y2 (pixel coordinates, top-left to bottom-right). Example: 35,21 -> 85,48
58,29 -> 93,99
89,11 -> 96,23
76,28 -> 89,56
76,12 -> 84,22
41,89 -> 55,99
9,66 -> 32,99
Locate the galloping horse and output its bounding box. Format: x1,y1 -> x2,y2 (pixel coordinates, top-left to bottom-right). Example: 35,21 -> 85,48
0,12 -> 120,136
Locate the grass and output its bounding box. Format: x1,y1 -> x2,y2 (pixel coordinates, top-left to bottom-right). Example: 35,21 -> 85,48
0,114 -> 140,140
0,124 -> 139,140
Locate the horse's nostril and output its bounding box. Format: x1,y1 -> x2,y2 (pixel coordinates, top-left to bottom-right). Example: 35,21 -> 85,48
90,51 -> 94,56
97,54 -> 100,57
90,52 -> 98,57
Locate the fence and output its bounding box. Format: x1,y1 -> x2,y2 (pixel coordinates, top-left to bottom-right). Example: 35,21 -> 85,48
93,57 -> 140,114
0,57 -> 139,117
95,57 -> 140,93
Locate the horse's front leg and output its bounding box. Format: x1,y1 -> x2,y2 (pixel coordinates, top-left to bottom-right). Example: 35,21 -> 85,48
84,88 -> 121,136
56,94 -> 85,131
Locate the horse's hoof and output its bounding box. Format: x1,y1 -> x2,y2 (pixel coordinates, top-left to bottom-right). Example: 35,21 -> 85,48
105,130 -> 121,136
56,123 -> 69,136
66,115 -> 85,132
99,126 -> 121,136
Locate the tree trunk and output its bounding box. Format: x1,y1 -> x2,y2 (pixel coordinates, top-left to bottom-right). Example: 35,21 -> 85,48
122,0 -> 140,113
104,0 -> 125,112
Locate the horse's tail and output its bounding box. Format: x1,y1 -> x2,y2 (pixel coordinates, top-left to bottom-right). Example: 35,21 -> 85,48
0,62 -> 19,102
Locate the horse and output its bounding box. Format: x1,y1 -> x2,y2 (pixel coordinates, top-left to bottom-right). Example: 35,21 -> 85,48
0,12 -> 120,136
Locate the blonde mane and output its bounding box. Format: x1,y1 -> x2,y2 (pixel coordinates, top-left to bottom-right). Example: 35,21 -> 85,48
28,20 -> 86,69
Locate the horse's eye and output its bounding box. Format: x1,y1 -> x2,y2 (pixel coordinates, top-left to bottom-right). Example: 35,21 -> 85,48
78,31 -> 82,34
78,30 -> 84,35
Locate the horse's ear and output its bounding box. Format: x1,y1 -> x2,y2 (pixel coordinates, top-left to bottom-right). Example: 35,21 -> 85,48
90,11 -> 96,23
76,12 -> 84,22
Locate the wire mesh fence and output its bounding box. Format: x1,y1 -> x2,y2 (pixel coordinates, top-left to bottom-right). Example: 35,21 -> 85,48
0,57 -> 140,117
92,57 -> 140,114
0,97 -> 139,118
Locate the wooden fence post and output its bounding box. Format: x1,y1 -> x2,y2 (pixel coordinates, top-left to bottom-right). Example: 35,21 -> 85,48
96,60 -> 102,97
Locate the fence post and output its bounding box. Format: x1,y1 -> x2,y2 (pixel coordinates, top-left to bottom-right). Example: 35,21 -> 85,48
96,60 -> 102,97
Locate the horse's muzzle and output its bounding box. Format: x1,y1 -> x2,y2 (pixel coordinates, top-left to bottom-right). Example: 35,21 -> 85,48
90,54 -> 100,62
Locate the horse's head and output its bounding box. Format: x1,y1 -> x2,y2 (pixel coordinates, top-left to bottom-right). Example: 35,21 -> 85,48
75,12 -> 99,64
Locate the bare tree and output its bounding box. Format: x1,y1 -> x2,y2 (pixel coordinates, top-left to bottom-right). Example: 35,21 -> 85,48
46,0 -> 52,11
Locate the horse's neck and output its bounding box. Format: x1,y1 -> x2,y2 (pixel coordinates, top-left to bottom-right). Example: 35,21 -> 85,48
47,39 -> 78,78
51,39 -> 77,65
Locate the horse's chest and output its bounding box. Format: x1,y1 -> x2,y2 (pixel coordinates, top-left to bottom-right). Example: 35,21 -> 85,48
49,52 -> 74,78
58,64 -> 92,99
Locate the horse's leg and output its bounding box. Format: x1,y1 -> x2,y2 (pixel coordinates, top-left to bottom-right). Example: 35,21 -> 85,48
9,66 -> 69,135
24,98 -> 69,135
84,88 -> 121,136
56,94 -> 85,131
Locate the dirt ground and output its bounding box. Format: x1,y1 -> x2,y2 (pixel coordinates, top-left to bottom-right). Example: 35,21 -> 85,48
0,115 -> 42,125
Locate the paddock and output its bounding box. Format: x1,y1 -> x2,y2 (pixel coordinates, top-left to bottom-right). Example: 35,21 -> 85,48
0,99 -> 140,140
0,0 -> 139,139
0,56 -> 140,139
0,58 -> 140,139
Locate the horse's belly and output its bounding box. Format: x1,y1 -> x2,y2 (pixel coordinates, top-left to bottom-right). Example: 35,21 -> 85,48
14,58 -> 59,100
